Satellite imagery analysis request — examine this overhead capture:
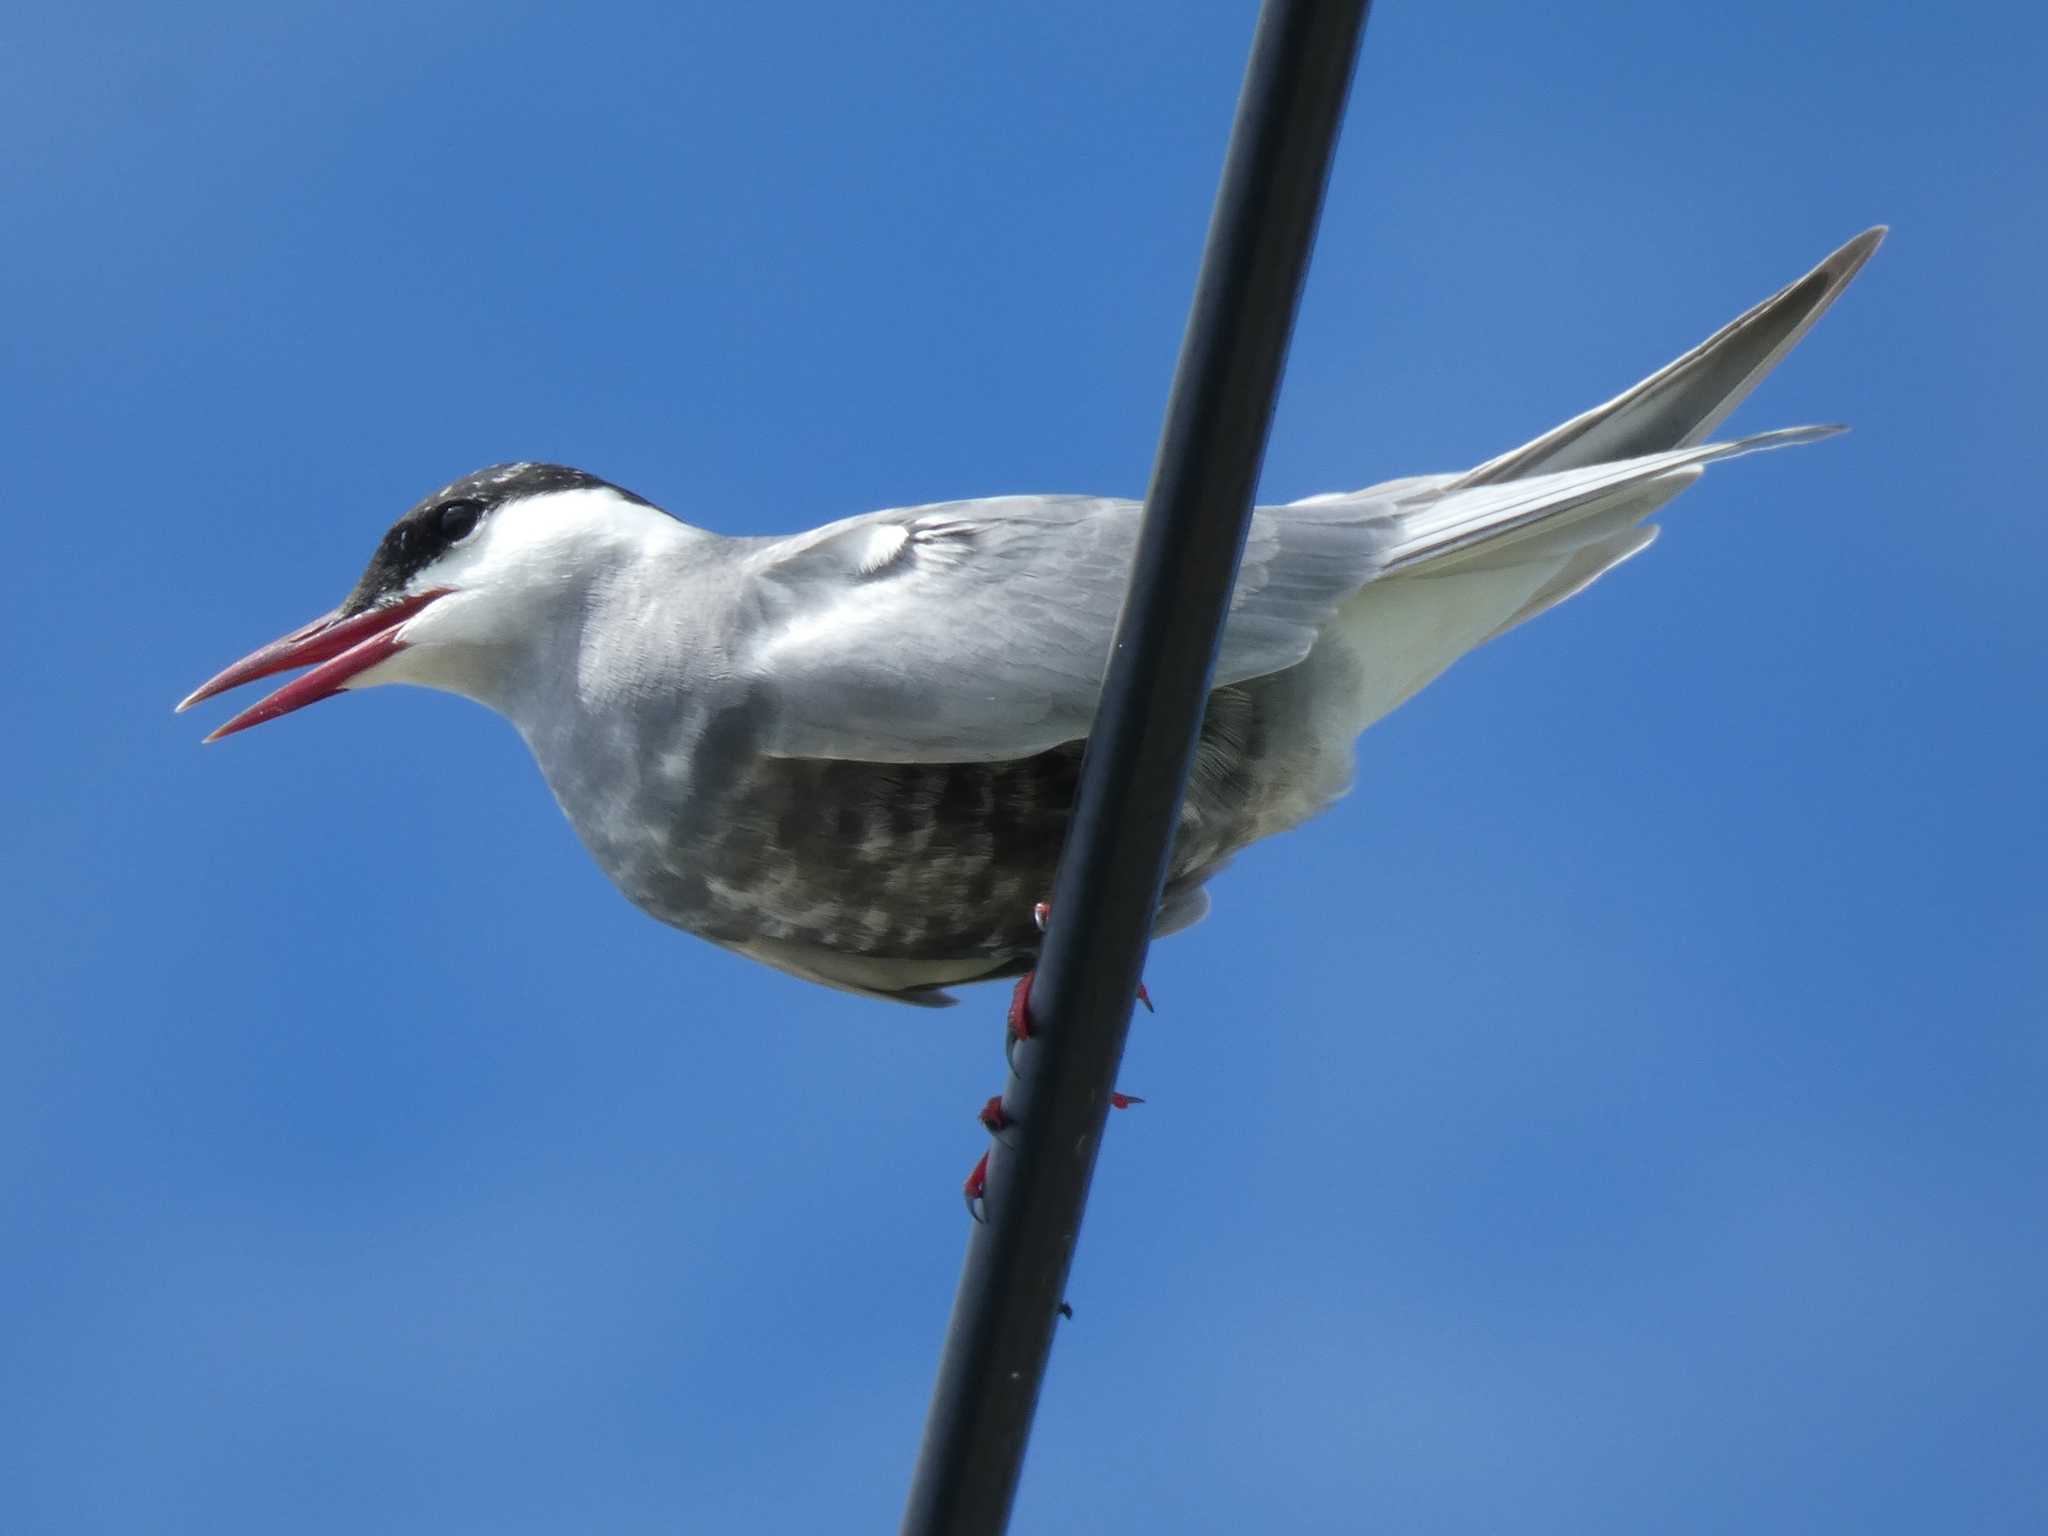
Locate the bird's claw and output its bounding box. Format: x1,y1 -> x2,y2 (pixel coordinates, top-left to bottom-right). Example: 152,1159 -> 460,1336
971,898 -> 1151,1218
1005,971 -> 1035,1071
1014,902 -> 1157,1045
964,1151 -> 989,1223
1007,970 -> 1034,1041
961,1088 -> 1143,1219
978,1092 -> 1018,1149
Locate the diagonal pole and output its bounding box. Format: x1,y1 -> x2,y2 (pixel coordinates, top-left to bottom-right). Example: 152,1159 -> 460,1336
899,4 -> 1373,1532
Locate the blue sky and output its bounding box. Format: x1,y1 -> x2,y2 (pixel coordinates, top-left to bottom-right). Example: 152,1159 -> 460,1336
6,2 -> 2043,1531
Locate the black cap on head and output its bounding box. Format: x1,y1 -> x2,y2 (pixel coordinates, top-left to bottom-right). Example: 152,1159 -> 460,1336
341,462 -> 655,616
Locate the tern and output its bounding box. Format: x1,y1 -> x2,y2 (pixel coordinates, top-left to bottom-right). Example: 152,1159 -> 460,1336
181,230 -> 1882,1006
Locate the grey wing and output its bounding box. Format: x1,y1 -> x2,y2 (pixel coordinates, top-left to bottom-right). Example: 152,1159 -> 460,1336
735,494 -> 1392,763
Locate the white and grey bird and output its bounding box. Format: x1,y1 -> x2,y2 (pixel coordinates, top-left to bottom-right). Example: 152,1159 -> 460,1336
180,230 -> 1882,1005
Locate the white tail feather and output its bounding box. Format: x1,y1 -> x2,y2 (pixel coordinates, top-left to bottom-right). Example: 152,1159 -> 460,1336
1376,426 -> 1839,577
1483,523 -> 1660,645
1317,431 -> 1836,738
1289,230 -> 1878,750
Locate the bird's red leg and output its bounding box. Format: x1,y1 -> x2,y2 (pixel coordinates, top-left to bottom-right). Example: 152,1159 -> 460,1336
962,1089 -> 1141,1221
1007,969 -> 1035,1044
967,898 -> 1152,1220
1008,899 -> 1155,1051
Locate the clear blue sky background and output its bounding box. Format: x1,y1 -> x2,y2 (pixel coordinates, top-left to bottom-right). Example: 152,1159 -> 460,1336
6,2 -> 2043,1531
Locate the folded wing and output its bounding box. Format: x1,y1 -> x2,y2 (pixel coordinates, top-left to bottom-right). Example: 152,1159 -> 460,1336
738,494 -> 1390,763
736,229 -> 1882,767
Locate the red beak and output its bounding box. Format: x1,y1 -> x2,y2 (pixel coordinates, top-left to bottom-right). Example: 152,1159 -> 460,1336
177,588 -> 450,742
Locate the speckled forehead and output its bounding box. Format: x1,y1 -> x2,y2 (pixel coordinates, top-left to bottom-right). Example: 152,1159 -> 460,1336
411,461 -> 656,517
342,461 -> 657,615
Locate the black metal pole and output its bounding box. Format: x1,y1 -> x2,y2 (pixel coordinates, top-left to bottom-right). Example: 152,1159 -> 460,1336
899,4 -> 1372,1532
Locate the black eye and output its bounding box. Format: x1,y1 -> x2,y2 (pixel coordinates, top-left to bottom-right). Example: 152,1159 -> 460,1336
437,498 -> 483,542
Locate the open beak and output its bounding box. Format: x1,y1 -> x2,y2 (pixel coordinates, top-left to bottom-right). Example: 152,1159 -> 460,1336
176,588 -> 450,742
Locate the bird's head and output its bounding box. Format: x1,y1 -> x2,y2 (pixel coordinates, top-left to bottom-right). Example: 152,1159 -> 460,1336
178,462 -> 671,739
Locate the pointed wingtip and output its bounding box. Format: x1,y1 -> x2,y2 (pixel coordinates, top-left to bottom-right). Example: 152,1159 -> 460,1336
1822,227 -> 1888,284
1757,422 -> 1850,450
